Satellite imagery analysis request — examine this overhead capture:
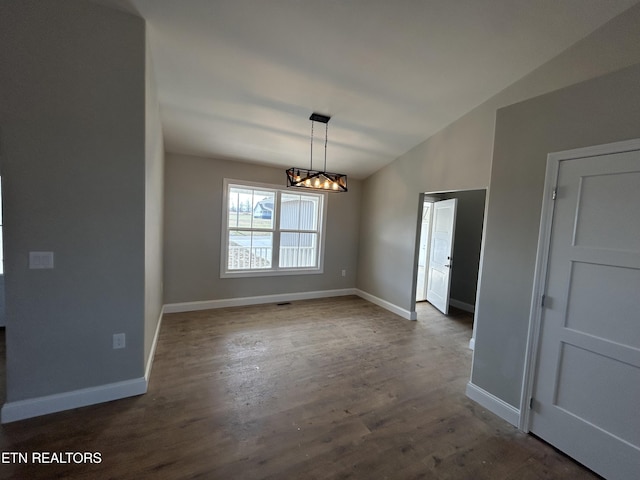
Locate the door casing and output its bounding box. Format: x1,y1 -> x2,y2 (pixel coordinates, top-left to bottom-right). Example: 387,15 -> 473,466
520,137 -> 640,431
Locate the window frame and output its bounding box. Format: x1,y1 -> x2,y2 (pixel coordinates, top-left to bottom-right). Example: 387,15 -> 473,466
221,178 -> 327,278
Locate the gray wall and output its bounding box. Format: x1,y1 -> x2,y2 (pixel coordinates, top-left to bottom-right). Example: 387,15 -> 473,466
144,33 -> 165,364
0,277 -> 5,327
438,190 -> 485,308
472,62 -> 640,408
0,1 -> 148,401
357,4 -> 640,314
163,153 -> 361,304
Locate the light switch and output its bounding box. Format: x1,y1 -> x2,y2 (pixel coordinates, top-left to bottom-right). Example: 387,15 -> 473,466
29,251 -> 54,269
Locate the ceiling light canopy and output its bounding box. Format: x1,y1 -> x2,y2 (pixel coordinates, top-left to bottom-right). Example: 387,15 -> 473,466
286,113 -> 348,193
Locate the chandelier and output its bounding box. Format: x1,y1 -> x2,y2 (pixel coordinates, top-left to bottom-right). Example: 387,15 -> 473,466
286,113 -> 348,193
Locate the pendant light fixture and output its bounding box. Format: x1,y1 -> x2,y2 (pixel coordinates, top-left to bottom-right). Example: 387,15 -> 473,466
286,113 -> 348,193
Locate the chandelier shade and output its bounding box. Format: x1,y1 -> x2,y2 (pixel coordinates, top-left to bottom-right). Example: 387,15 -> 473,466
286,113 -> 348,193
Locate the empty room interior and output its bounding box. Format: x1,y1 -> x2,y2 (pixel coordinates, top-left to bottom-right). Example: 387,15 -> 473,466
1,1 -> 639,479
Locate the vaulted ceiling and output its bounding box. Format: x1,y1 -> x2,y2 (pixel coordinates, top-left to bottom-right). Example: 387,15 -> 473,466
97,0 -> 639,178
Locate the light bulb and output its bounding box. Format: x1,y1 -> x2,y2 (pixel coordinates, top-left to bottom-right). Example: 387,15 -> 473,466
332,182 -> 338,190
324,180 -> 329,189
314,178 -> 320,187
305,178 -> 311,186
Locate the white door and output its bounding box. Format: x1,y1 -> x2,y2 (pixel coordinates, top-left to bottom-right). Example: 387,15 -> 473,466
426,199 -> 457,314
415,202 -> 433,302
530,147 -> 640,480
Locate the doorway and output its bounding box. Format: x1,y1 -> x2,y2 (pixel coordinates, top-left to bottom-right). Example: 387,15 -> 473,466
414,190 -> 486,316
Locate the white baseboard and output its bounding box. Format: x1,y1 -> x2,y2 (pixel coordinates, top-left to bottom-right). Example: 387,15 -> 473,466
449,298 -> 475,313
163,288 -> 417,321
163,288 -> 358,314
465,382 -> 520,427
145,306 -> 164,382
354,289 -> 417,320
1,377 -> 147,424
2,306 -> 163,424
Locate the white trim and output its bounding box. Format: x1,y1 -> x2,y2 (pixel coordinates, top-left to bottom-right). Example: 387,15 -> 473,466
468,337 -> 475,350
354,289 -> 417,320
519,148 -> 560,430
1,377 -> 147,424
469,185 -> 491,385
466,382 -> 520,427
164,288 -> 358,314
145,306 -> 164,382
520,137 -> 640,431
163,288 -> 417,321
2,307 -> 164,424
547,138 -> 640,161
449,298 -> 475,313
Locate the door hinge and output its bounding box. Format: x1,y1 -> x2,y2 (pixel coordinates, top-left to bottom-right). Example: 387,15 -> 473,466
541,294 -> 545,307
529,397 -> 534,409
552,188 -> 557,200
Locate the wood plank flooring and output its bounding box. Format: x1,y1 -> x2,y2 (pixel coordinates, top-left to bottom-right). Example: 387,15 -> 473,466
0,297 -> 599,479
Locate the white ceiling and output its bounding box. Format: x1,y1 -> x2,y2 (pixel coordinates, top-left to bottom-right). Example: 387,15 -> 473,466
98,0 -> 638,179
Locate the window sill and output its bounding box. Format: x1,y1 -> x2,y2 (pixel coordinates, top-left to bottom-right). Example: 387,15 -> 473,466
220,267 -> 324,279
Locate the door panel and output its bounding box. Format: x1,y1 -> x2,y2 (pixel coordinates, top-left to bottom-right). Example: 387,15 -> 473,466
530,149 -> 640,480
565,262 -> 640,345
426,199 -> 457,314
416,202 -> 432,302
573,171 -> 640,251
555,343 -> 640,447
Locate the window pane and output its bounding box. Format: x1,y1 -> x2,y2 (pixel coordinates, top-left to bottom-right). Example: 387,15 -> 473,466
279,232 -> 317,268
229,187 -> 275,230
300,197 -> 319,230
228,230 -> 250,270
251,190 -> 275,229
280,193 -> 319,230
228,187 -> 249,228
228,230 -> 272,270
279,232 -> 298,267
250,231 -> 273,269
298,233 -> 317,267
280,193 -> 300,230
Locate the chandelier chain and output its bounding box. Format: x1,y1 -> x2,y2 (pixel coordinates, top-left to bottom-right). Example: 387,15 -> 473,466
324,123 -> 328,172
310,120 -> 314,170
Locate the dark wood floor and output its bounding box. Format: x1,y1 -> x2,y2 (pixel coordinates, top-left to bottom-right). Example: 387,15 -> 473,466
0,297 -> 598,479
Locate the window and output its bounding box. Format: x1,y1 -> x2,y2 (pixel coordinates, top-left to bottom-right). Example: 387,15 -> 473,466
222,179 -> 326,277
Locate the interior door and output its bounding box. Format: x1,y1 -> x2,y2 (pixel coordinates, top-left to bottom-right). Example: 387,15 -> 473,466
530,148 -> 640,480
415,201 -> 432,302
426,198 -> 457,314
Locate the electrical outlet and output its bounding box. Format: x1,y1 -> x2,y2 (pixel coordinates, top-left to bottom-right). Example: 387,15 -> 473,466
113,333 -> 126,349
29,251 -> 54,269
